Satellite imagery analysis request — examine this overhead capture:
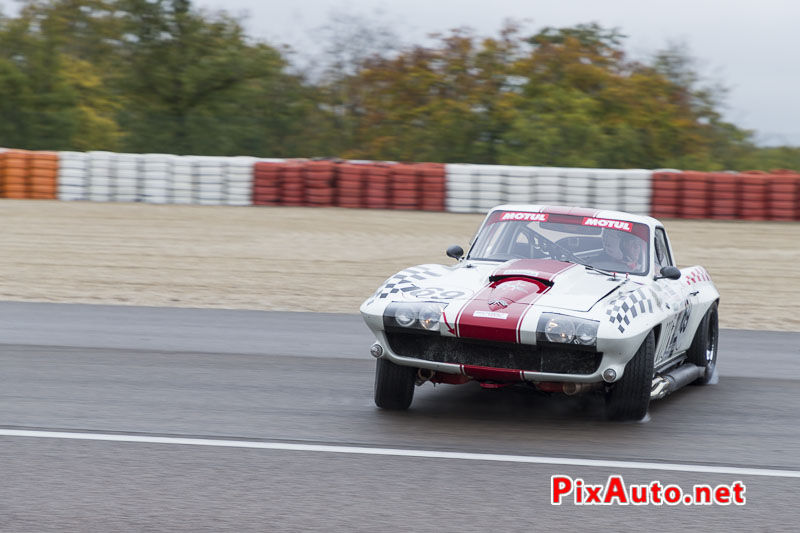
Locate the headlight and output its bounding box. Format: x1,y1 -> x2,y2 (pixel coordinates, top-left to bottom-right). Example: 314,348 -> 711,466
418,305 -> 441,330
544,316 -> 575,343
385,302 -> 445,332
575,322 -> 597,345
537,313 -> 598,346
395,307 -> 418,327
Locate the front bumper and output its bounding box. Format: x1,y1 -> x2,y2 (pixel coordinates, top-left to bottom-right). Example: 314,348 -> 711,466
371,328 -> 643,384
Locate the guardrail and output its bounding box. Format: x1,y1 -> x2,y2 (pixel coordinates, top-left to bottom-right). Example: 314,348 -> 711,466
1,148 -> 799,220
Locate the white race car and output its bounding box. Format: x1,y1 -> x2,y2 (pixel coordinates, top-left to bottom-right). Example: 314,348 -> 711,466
360,205 -> 719,421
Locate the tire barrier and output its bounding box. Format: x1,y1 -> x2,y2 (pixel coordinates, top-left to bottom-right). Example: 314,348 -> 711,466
420,163 -> 446,211
141,153 -> 172,204
0,149 -> 32,199
113,153 -> 141,202
171,155 -> 195,204
708,172 -> 738,220
250,160 -> 444,211
252,159 -> 285,206
280,161 -> 305,207
390,163 -> 419,210
58,151 -> 87,201
225,156 -> 256,206
2,147 -> 798,221
444,165 -> 652,215
768,172 -> 799,221
363,162 -> 392,210
29,151 -> 59,200
87,151 -> 114,202
305,160 -> 336,207
650,171 -> 800,221
336,162 -> 366,208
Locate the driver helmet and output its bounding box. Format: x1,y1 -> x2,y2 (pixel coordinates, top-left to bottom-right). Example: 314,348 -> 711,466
602,229 -> 623,261
621,234 -> 646,270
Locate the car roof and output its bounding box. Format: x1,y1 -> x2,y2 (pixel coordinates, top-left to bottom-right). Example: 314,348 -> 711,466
490,204 -> 662,229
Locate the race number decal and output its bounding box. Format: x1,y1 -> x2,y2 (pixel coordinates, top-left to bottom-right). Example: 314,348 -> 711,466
407,287 -> 467,300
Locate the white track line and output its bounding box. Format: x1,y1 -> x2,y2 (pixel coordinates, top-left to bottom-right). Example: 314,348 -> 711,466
1,428 -> 798,479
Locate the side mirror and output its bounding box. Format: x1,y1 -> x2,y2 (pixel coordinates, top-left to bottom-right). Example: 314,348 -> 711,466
656,265 -> 681,280
446,244 -> 464,260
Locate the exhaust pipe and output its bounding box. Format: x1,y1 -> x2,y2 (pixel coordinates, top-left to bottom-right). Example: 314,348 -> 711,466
562,383 -> 599,395
651,363 -> 704,400
417,368 -> 436,384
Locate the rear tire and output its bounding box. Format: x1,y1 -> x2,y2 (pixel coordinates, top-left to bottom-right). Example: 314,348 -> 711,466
606,330 -> 655,421
374,358 -> 416,410
686,302 -> 719,385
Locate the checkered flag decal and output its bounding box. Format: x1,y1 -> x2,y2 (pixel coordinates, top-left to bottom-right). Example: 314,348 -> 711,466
366,266 -> 443,305
685,267 -> 711,286
606,287 -> 656,333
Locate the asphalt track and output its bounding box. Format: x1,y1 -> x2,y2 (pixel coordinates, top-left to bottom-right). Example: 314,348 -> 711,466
1,301 -> 799,531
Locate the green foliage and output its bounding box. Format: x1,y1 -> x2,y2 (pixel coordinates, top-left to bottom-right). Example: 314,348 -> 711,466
0,3 -> 794,169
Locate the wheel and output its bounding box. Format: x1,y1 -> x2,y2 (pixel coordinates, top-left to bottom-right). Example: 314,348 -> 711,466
606,330 -> 655,421
686,302 -> 719,385
374,358 -> 416,410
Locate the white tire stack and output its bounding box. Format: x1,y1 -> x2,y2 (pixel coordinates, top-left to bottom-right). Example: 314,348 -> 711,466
141,154 -> 173,204
535,167 -> 566,205
561,168 -> 593,207
620,169 -> 652,215
57,151 -> 88,201
475,165 -> 504,211
112,153 -> 140,202
499,166 -> 536,204
591,169 -> 623,211
171,156 -> 195,204
445,164 -> 481,213
191,156 -> 226,205
87,151 -> 114,202
224,156 -> 255,206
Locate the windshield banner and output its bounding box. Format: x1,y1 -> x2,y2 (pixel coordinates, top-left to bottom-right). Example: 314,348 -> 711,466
500,212 -> 549,222
581,217 -> 633,232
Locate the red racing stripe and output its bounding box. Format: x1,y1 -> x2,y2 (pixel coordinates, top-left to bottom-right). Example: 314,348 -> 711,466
455,260 -> 575,343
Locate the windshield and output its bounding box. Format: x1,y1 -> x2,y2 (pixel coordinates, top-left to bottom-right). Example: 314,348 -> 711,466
468,211 -> 651,275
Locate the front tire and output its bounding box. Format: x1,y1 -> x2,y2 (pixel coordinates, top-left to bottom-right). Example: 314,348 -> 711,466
374,358 -> 416,410
686,302 -> 719,385
606,330 -> 655,421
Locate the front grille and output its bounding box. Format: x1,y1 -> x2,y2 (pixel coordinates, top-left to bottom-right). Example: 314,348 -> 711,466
386,331 -> 602,375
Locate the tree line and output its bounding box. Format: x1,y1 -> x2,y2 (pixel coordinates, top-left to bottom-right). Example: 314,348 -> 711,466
0,0 -> 797,171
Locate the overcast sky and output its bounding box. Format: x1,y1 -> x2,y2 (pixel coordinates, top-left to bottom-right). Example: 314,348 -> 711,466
192,0 -> 799,146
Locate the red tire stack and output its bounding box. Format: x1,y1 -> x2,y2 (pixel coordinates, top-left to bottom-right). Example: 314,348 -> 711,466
419,163 -> 446,211
304,160 -> 336,207
252,161 -> 283,206
0,149 -> 31,199
336,162 -> 365,208
680,171 -> 710,219
739,172 -> 768,220
766,172 -> 799,221
708,173 -> 739,219
280,161 -> 306,206
363,163 -> 392,209
390,163 -> 420,210
650,172 -> 682,218
29,152 -> 59,199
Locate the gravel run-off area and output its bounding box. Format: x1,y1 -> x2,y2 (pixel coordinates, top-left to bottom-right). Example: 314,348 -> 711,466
1,199 -> 798,331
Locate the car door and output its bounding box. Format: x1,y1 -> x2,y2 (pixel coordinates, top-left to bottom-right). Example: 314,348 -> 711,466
651,226 -> 694,368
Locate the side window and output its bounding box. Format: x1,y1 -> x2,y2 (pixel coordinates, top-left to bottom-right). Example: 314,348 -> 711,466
654,228 -> 673,269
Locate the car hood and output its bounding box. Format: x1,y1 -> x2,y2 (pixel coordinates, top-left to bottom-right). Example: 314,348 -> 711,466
367,258 -> 625,313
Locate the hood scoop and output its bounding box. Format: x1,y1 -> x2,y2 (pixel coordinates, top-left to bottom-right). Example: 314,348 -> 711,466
489,258 -> 573,286
489,273 -> 553,286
